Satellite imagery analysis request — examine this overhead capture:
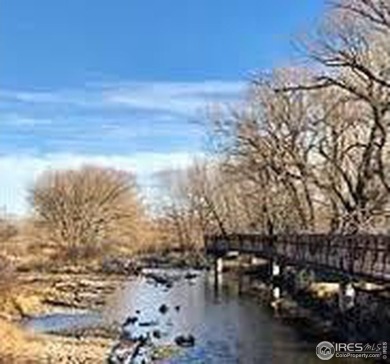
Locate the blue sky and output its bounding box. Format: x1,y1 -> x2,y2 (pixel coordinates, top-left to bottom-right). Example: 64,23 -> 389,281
0,0 -> 326,214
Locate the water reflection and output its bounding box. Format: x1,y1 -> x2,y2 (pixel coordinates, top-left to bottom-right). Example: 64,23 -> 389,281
104,270 -> 320,363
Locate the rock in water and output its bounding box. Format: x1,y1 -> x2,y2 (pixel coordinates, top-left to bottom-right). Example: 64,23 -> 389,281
123,316 -> 138,326
138,320 -> 158,327
152,329 -> 162,339
175,334 -> 195,347
184,272 -> 198,280
159,304 -> 169,314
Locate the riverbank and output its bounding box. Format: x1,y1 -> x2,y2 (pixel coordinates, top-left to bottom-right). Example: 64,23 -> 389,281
0,319 -> 112,363
0,252 -> 209,363
1,271 -> 126,320
246,273 -> 390,344
0,269 -> 127,363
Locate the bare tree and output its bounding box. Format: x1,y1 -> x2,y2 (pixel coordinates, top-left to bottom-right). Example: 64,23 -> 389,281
212,62 -> 390,233
334,0 -> 390,34
210,70 -> 326,233
30,165 -> 140,261
295,0 -> 390,231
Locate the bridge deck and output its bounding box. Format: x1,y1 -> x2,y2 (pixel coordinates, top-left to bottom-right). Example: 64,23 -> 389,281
205,234 -> 390,284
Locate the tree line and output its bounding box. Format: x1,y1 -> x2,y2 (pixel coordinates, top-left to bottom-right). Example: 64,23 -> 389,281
159,0 -> 390,247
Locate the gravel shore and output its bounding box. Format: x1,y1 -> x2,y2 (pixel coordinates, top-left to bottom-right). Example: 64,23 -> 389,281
0,272 -> 126,363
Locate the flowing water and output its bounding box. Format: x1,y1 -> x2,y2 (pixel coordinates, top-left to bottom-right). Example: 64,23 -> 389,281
26,270 -> 329,363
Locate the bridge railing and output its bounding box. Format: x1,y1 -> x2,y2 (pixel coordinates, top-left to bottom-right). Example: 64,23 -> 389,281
205,234 -> 390,283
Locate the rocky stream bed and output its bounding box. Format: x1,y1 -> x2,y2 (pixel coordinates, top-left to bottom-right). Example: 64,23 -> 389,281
18,266 -> 203,363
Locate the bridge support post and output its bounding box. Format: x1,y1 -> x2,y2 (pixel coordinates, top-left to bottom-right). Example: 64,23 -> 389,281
238,258 -> 243,295
270,260 -> 282,313
338,282 -> 355,312
272,261 -> 281,277
213,257 -> 224,293
214,257 -> 223,275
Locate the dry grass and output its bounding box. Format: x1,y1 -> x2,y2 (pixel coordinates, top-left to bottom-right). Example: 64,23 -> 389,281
0,319 -> 112,363
0,255 -> 15,291
0,319 -> 42,363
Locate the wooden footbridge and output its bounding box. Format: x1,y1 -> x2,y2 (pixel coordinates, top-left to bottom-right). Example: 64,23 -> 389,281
205,234 -> 390,284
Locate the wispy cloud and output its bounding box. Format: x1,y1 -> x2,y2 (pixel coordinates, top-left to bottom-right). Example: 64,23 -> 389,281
1,80 -> 244,152
0,80 -> 244,115
101,81 -> 244,116
0,80 -> 243,214
2,113 -> 53,127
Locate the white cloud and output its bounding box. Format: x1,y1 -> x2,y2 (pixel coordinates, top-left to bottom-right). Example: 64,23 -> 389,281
0,90 -> 61,104
0,152 -> 201,215
101,81 -> 244,116
2,113 -> 53,127
0,81 -> 244,116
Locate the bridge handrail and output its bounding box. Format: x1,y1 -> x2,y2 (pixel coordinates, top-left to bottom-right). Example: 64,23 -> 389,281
204,233 -> 390,283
